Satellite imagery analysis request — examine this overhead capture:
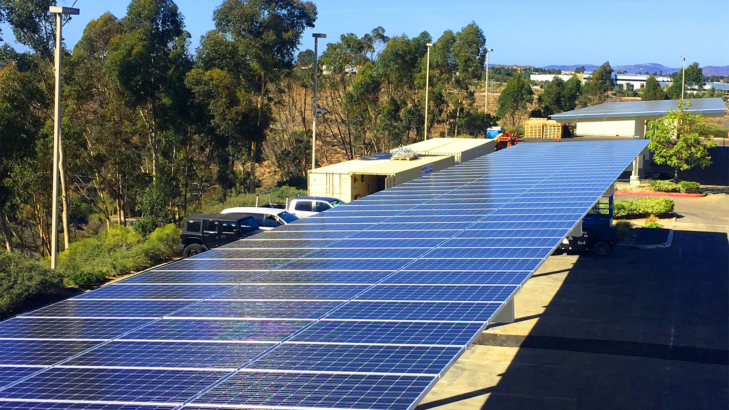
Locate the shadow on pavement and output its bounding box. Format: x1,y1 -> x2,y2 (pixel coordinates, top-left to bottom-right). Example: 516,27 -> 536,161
417,230 -> 729,410
476,230 -> 729,410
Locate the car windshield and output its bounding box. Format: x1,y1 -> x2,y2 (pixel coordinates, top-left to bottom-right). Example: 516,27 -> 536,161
329,200 -> 343,208
277,211 -> 299,224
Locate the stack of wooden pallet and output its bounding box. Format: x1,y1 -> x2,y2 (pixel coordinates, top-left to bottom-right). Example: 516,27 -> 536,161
525,118 -> 563,140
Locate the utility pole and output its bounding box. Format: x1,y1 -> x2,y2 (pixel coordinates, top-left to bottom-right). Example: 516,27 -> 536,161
680,55 -> 687,100
49,6 -> 79,270
312,33 -> 326,171
424,43 -> 433,141
484,48 -> 493,113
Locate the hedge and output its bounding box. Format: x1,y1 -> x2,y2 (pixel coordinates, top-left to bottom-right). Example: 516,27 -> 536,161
648,179 -> 701,194
0,251 -> 65,319
59,224 -> 181,289
614,198 -> 675,219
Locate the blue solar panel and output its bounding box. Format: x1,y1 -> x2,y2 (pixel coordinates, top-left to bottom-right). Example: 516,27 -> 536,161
290,321 -> 484,346
251,270 -> 392,284
0,141 -> 649,410
248,344 -> 461,374
285,258 -> 414,271
21,300 -> 191,318
121,270 -> 260,284
192,371 -> 434,410
192,248 -> 311,259
0,402 -> 173,410
406,258 -> 542,271
0,340 -> 100,366
120,319 -> 308,342
170,301 -> 341,319
384,271 -> 530,285
219,239 -> 337,248
0,367 -> 42,389
64,341 -> 270,369
0,318 -> 151,340
327,301 -> 500,322
426,247 -> 553,259
211,285 -> 368,301
304,248 -> 430,259
76,285 -> 231,300
355,285 -> 517,303
162,259 -> 291,271
0,368 -> 226,404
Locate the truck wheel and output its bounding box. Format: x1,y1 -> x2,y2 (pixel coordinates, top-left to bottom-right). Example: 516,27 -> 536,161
183,244 -> 204,258
593,241 -> 610,257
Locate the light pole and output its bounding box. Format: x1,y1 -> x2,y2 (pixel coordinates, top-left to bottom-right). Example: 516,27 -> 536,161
680,55 -> 687,100
311,33 -> 326,171
423,42 -> 433,141
484,48 -> 493,113
49,6 -> 79,270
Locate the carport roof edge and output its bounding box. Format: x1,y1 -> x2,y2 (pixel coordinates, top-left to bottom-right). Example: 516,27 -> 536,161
549,98 -> 727,122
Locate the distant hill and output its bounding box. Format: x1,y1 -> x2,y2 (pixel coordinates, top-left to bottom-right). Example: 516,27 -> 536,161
542,63 -> 729,76
704,66 -> 729,76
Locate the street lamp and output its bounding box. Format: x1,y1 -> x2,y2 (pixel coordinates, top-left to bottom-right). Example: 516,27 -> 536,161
49,6 -> 79,270
423,42 -> 433,141
311,33 -> 326,171
484,48 -> 493,113
680,55 -> 687,100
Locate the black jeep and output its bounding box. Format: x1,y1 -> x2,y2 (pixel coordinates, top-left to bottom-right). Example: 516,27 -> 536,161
179,213 -> 261,257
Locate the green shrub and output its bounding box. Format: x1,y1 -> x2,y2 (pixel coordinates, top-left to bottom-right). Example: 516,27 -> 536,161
142,224 -> 181,263
678,181 -> 700,193
644,221 -> 662,229
614,198 -> 674,219
59,224 -> 180,289
0,251 -> 65,318
648,179 -> 680,192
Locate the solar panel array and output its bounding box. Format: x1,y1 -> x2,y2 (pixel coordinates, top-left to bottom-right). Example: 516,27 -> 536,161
0,140 -> 649,410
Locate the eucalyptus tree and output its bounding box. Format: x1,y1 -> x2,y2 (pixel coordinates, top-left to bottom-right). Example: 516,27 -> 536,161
211,0 -> 317,192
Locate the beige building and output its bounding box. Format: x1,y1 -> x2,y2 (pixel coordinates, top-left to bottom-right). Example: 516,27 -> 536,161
309,138 -> 496,202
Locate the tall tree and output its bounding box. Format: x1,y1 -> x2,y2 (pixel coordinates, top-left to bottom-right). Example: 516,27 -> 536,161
0,62 -> 46,251
212,0 -> 316,192
0,0 -> 57,58
496,74 -> 533,127
648,101 -> 716,180
641,75 -> 666,101
106,0 -> 190,182
561,76 -> 581,111
540,76 -> 565,115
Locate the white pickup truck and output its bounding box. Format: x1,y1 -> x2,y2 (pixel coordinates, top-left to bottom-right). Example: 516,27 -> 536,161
287,196 -> 344,218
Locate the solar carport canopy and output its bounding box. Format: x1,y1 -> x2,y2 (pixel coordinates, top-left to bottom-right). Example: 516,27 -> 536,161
549,97 -> 727,121
0,140 -> 649,410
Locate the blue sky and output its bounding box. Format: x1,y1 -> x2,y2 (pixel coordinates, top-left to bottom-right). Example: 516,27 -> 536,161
2,0 -> 727,67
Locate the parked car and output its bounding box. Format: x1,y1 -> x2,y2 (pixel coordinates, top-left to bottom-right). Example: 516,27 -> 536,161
179,213 -> 260,257
287,196 -> 344,218
220,207 -> 299,230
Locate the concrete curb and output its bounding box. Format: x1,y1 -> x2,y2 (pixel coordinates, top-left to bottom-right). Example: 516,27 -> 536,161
618,229 -> 674,249
615,192 -> 706,198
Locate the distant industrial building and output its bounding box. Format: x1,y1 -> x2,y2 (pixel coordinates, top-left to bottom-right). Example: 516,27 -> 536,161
616,74 -> 672,89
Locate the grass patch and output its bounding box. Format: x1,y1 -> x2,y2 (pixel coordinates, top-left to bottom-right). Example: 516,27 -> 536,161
644,221 -> 662,229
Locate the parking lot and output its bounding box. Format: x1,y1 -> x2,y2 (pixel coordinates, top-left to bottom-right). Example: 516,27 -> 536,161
420,194 -> 729,410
